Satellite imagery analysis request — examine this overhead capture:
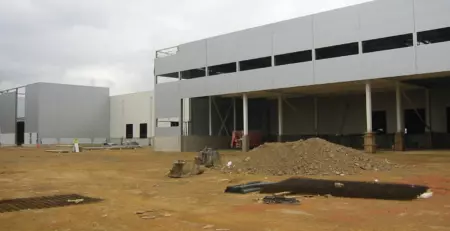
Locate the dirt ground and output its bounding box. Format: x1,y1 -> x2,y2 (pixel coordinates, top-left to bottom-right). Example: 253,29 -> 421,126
0,147 -> 450,231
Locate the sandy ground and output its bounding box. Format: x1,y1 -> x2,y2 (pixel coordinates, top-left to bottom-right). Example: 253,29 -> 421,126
0,147 -> 449,231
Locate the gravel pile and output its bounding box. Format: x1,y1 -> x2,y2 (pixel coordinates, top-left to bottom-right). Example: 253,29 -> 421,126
227,138 -> 397,176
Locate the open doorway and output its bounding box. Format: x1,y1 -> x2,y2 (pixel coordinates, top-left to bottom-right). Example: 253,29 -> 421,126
16,121 -> 24,145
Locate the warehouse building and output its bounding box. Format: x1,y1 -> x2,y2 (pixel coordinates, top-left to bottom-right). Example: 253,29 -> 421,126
153,0 -> 450,152
0,82 -> 155,146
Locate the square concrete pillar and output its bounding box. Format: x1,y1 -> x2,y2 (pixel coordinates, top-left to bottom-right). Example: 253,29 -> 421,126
241,135 -> 250,152
394,132 -> 405,151
277,135 -> 283,143
364,132 -> 376,153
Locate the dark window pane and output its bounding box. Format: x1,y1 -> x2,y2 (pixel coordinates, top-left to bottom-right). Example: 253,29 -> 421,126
126,124 -> 133,139
404,109 -> 426,134
363,34 -> 413,53
315,42 -> 359,60
239,57 -> 272,71
275,50 -> 312,66
418,27 -> 450,45
139,123 -> 148,138
372,111 -> 387,134
181,68 -> 206,79
170,121 -> 179,127
208,62 -> 237,76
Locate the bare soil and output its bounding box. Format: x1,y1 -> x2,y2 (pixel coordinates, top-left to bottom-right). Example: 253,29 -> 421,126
0,147 -> 450,231
227,138 -> 397,176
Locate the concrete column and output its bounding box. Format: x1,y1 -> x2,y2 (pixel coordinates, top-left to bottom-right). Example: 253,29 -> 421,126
394,82 -> 405,151
277,96 -> 283,142
242,93 -> 249,152
208,96 -> 212,136
364,82 -> 376,153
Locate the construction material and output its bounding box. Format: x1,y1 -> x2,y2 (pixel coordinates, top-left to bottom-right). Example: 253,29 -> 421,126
168,159 -> 204,178
262,195 -> 300,205
45,150 -> 70,154
168,160 -> 187,178
224,181 -> 272,194
259,178 -> 430,201
0,194 -> 102,213
231,131 -> 263,149
227,138 -> 396,176
198,147 -> 222,167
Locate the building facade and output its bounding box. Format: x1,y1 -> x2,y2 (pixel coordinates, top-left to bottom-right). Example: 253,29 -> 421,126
153,0 -> 450,152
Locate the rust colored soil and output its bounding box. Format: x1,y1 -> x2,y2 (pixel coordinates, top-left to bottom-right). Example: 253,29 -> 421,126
0,147 -> 450,231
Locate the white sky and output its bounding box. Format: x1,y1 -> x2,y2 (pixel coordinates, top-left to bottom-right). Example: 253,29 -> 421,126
0,0 -> 371,95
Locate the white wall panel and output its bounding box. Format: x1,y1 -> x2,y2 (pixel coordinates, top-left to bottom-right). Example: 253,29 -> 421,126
237,68 -> 274,92
272,62 -> 314,89
236,25 -> 274,61
207,33 -> 240,66
359,0 -> 414,40
416,42 -> 450,74
206,74 -> 238,96
0,92 -> 16,133
155,40 -> 207,75
273,16 -> 313,55
414,0 -> 450,32
361,47 -> 416,79
155,127 -> 180,136
155,82 -> 180,118
178,78 -> 208,98
0,134 -> 15,145
315,55 -> 361,84
314,5 -> 360,48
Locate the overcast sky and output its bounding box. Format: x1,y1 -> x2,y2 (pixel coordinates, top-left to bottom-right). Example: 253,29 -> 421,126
0,0 -> 371,95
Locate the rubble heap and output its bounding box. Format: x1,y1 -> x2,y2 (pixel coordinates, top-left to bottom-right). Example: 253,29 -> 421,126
228,138 -> 398,176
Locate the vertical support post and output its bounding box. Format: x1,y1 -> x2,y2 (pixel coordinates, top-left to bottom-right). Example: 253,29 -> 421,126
14,89 -> 18,146
364,82 -> 376,153
233,98 -> 236,132
277,95 -> 283,142
242,93 -> 249,152
209,96 -> 213,136
425,88 -> 432,148
394,82 -> 405,151
180,98 -> 184,152
314,97 -> 318,136
152,74 -> 157,147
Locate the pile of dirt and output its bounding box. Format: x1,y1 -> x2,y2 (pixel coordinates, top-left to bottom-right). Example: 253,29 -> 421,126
226,138 -> 398,176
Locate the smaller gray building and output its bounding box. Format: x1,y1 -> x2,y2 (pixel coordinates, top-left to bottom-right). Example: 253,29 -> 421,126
0,82 -> 110,145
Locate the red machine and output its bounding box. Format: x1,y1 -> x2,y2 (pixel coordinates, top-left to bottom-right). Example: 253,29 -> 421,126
231,131 -> 263,149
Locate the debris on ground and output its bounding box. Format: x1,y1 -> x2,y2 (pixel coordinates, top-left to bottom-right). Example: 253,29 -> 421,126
224,138 -> 398,176
259,177 -> 430,200
135,209 -> 172,220
167,159 -> 205,178
262,195 -> 300,205
67,198 -> 84,204
198,147 -> 222,168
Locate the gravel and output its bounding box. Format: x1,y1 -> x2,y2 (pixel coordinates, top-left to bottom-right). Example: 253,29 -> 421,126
226,138 -> 398,176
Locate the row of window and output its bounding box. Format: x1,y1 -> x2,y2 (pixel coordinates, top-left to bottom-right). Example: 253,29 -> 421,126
159,26 -> 450,80
125,123 -> 148,139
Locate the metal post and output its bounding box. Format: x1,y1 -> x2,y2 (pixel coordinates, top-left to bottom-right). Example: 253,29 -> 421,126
209,96 -> 213,136
14,89 -> 18,146
365,82 -> 372,133
277,95 -> 283,139
396,82 -> 403,133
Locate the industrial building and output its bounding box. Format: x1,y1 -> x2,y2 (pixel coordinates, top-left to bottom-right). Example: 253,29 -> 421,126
0,82 -> 154,146
153,0 -> 450,152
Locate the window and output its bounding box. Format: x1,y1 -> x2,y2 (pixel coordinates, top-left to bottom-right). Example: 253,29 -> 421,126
239,57 -> 272,71
275,50 -> 312,66
363,34 -> 413,53
156,72 -> 179,84
208,62 -> 237,76
372,111 -> 387,134
418,27 -> 450,45
126,124 -> 133,139
181,68 -> 206,79
157,118 -> 180,127
140,123 -> 148,138
404,109 -> 426,134
315,42 -> 359,60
